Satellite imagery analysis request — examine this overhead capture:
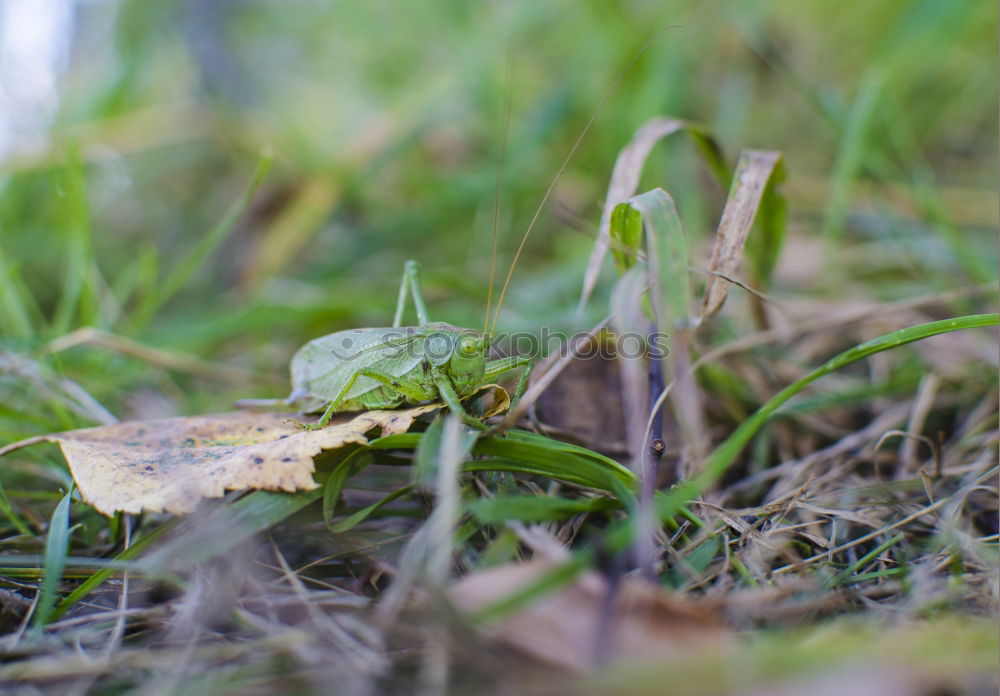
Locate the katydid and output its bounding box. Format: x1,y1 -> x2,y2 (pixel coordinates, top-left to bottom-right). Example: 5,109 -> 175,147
238,260 -> 532,429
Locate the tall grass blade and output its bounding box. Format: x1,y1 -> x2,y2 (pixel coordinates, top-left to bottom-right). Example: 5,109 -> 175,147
322,448 -> 371,532
0,241 -> 35,338
131,149 -> 271,328
821,70 -> 885,246
470,495 -> 620,523
51,147 -> 96,336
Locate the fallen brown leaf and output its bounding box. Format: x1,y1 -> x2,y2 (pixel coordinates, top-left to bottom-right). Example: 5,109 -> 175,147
449,560 -> 729,672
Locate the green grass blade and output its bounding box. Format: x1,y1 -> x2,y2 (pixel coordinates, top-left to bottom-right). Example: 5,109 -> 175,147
0,477 -> 31,536
683,122 -> 732,190
51,518 -> 177,622
470,495 -> 621,523
609,202 -> 643,275
579,118 -> 730,314
825,532 -> 906,589
0,241 -> 36,339
51,147 -> 96,336
821,70 -> 885,247
414,414 -> 481,487
329,484 -> 415,533
322,449 -> 371,532
32,489 -> 73,629
369,430 -> 636,493
472,433 -> 635,493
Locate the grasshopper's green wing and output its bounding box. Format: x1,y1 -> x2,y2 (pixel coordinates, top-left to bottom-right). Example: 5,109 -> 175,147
290,327 -> 428,409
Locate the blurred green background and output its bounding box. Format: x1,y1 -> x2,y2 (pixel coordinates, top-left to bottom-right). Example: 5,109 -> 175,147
0,0 -> 995,429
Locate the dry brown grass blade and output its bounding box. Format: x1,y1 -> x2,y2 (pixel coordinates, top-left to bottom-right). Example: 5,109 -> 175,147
577,117 -> 685,313
700,150 -> 782,321
46,326 -> 270,384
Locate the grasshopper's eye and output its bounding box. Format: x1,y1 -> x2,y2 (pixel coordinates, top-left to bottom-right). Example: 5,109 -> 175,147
459,336 -> 478,356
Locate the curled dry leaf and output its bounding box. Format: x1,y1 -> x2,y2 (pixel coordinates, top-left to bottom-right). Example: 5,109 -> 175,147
449,560 -> 728,672
0,406 -> 435,516
701,150 -> 783,320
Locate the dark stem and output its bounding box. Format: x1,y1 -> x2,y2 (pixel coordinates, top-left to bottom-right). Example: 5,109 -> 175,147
637,321 -> 667,582
592,541 -> 626,666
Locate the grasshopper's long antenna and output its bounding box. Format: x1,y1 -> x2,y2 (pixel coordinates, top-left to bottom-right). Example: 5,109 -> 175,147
484,49 -> 514,339
489,26 -> 678,335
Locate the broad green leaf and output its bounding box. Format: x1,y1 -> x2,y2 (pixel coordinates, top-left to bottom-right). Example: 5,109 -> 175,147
609,202 -> 643,275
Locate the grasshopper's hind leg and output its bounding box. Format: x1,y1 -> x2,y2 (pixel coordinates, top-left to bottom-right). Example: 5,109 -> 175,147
296,368 -> 431,430
393,260 -> 431,327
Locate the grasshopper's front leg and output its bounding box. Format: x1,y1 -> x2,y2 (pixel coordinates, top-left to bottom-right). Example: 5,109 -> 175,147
431,368 -> 488,430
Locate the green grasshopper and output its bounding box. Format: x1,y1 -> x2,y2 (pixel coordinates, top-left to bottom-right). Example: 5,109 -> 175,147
241,260 -> 532,430
242,36 -> 652,429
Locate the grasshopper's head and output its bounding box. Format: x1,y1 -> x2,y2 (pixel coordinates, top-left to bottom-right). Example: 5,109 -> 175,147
449,332 -> 488,379
425,331 -> 487,387
424,332 -> 489,377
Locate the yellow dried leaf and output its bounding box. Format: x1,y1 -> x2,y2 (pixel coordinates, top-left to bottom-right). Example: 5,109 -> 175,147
0,385 -> 510,516
0,406 -> 437,516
